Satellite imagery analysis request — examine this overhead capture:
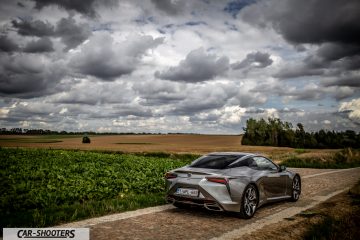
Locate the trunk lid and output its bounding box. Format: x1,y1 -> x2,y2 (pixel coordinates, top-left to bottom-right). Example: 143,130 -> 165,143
174,167 -> 230,179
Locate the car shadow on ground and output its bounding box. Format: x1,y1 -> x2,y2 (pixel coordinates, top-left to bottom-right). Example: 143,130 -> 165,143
167,200 -> 289,220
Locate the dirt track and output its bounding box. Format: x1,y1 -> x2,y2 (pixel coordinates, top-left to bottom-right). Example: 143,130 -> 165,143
60,167 -> 360,240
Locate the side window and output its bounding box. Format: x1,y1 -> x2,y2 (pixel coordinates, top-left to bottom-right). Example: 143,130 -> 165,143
230,158 -> 249,168
230,158 -> 257,168
252,157 -> 278,171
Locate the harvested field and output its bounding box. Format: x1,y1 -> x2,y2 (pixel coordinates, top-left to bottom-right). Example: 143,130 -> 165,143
0,134 -> 298,155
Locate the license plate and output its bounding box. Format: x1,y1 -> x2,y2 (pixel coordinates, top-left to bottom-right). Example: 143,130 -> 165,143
175,188 -> 199,197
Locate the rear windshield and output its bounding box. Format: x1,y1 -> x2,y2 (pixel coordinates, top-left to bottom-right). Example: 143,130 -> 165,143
190,155 -> 243,169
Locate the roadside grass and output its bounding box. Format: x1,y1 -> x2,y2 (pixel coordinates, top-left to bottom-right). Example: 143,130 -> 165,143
3,193 -> 165,228
0,147 -> 193,230
302,181 -> 360,240
281,148 -> 360,169
294,148 -> 311,154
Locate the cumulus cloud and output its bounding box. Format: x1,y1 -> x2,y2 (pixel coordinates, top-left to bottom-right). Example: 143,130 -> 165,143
190,106 -> 246,127
12,17 -> 92,51
169,89 -> 231,115
12,19 -> 55,37
55,17 -> 92,51
23,37 -> 54,53
0,35 -> 19,52
52,81 -> 134,105
253,81 -> 355,102
155,48 -> 229,82
339,98 -> 360,124
133,79 -> 186,105
242,0 -> 360,83
274,63 -> 324,79
151,0 -> 184,15
241,0 -> 360,45
0,54 -> 65,98
0,0 -> 359,133
166,82 -> 241,115
232,51 -> 273,70
31,0 -> 118,17
322,75 -> 360,88
71,33 -> 163,80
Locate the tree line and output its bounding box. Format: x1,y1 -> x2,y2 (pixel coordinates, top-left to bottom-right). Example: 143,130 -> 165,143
241,118 -> 360,149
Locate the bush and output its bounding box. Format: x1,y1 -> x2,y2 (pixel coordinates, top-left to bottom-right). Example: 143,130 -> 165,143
82,136 -> 91,144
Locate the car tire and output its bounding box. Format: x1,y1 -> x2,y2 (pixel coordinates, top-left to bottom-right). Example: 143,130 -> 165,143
290,175 -> 301,202
240,184 -> 258,219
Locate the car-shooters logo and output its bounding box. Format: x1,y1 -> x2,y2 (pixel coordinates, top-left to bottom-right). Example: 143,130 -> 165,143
3,228 -> 89,240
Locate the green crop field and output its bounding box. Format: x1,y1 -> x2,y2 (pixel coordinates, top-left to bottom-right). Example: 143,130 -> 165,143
0,148 -> 194,228
1,145 -> 359,230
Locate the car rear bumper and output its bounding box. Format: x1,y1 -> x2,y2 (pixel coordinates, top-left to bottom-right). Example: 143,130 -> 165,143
166,194 -> 241,212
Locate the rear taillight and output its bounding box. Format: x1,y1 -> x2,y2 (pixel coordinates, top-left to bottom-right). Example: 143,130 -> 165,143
206,177 -> 228,184
165,172 -> 177,179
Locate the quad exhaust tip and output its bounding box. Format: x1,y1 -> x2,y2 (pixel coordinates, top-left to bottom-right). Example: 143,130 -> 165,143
167,196 -> 223,212
204,203 -> 223,211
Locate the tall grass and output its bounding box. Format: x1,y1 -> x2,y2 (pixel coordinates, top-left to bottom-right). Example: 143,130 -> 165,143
281,148 -> 360,169
303,181 -> 360,239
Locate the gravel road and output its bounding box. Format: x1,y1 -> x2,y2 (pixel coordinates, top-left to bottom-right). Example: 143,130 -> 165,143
60,167 -> 360,240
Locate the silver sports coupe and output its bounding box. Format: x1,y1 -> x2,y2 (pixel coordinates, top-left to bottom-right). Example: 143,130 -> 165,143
165,152 -> 301,218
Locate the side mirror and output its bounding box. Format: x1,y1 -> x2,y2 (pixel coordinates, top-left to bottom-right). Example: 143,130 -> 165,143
279,165 -> 286,172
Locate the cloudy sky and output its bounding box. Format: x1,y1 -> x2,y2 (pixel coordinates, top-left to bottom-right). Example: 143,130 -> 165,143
0,0 -> 359,134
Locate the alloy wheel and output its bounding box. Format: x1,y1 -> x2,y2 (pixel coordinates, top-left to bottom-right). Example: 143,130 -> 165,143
243,185 -> 257,217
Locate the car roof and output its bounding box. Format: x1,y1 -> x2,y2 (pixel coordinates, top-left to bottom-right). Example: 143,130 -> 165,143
207,152 -> 257,157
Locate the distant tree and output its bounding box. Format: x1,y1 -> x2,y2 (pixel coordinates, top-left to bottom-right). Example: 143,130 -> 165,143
241,118 -> 359,149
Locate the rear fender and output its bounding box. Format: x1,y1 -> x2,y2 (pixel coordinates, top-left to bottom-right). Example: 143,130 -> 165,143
227,177 -> 249,202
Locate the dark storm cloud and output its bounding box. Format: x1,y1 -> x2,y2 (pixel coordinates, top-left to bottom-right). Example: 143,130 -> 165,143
0,54 -> 65,98
167,83 -> 237,115
254,79 -> 356,102
151,0 -> 183,15
51,81 -> 134,105
251,81 -> 322,101
133,79 -> 186,105
12,17 -> 92,51
0,35 -> 19,52
242,0 -> 360,45
242,0 -> 360,83
12,19 -> 55,37
56,17 -> 92,51
71,33 -> 163,80
155,48 -> 229,82
274,64 -> 324,79
17,2 -> 26,8
322,75 -> 360,88
30,0 -> 117,18
170,100 -> 224,115
23,37 -> 54,53
232,51 -> 273,69
317,43 -> 360,62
